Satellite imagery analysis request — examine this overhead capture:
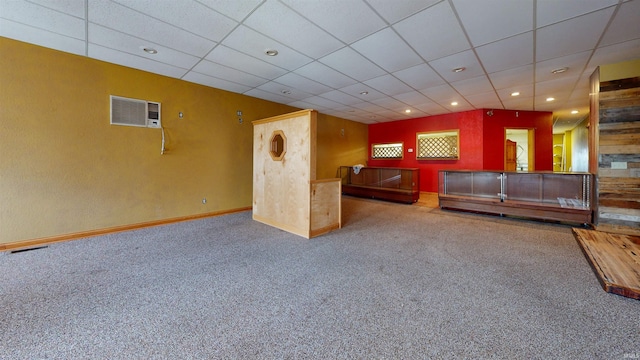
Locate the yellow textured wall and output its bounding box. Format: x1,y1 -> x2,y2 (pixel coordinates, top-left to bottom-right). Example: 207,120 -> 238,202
0,38 -> 367,245
316,113 -> 368,179
600,59 -> 640,82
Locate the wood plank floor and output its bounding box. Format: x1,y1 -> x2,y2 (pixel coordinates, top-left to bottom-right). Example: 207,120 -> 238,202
573,228 -> 640,300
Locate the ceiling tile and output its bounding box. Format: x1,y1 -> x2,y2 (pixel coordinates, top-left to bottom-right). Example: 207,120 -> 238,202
600,0 -> 640,46
452,0 -> 533,46
88,44 -> 188,79
339,83 -> 386,101
588,39 -> 640,69
366,0 -> 442,24
488,64 -> 534,90
205,45 -> 287,80
182,71 -> 253,94
476,32 -> 533,73
89,24 -> 200,70
440,99 -> 473,112
255,80 -> 315,101
317,90 -> 363,106
351,27 -> 422,72
536,7 -> 615,62
501,95 -> 533,111
535,76 -> 579,98
450,75 -> 493,96
419,84 -> 460,103
534,50 -> 590,82
535,95 -> 570,111
28,0 -> 85,18
428,50 -> 484,82
1,0 -> 85,39
243,87 -> 298,104
393,91 -> 432,104
370,96 -> 412,110
112,0 -> 237,42
319,47 -> 386,81
196,0 -> 263,22
88,0 -> 215,57
295,95 -> 344,110
191,60 -> 268,88
350,102 -> 390,114
496,84 -> 534,102
281,0 -> 386,43
0,18 -> 86,55
2,0 -> 635,129
536,0 -> 618,28
363,74 -> 413,96
295,62 -> 358,89
374,109 -> 408,121
287,100 -> 319,111
464,91 -> 503,109
222,25 -> 312,70
413,101 -> 448,115
272,72 -> 333,95
393,63 -> 446,90
394,1 -> 470,61
243,0 -> 343,59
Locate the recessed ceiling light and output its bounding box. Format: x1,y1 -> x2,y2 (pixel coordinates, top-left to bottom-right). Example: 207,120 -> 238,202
571,110 -> 579,114
360,91 -> 369,95
511,92 -> 520,96
452,67 -> 466,73
143,47 -> 158,54
404,109 -> 412,114
551,67 -> 568,74
265,49 -> 278,56
546,97 -> 555,102
451,101 -> 458,106
281,90 -> 291,95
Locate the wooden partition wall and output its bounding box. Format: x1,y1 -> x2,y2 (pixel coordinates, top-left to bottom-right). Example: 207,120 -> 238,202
590,70 -> 640,236
253,109 -> 341,238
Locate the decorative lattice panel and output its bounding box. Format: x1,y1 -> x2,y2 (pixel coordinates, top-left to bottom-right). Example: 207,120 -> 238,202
417,135 -> 458,159
372,143 -> 403,159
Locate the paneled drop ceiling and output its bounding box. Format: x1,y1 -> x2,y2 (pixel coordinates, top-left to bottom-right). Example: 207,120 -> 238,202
2,0 -> 639,133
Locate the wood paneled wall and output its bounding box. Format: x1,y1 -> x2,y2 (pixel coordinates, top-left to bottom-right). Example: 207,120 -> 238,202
595,77 -> 640,236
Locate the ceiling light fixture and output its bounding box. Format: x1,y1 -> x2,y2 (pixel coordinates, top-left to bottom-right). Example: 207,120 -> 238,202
546,97 -> 555,102
265,49 -> 278,56
451,101 -> 458,106
511,92 -> 520,96
143,47 -> 158,54
452,67 -> 466,73
360,91 -> 369,95
281,90 -> 291,95
404,109 -> 412,114
571,110 -> 579,114
551,67 -> 568,74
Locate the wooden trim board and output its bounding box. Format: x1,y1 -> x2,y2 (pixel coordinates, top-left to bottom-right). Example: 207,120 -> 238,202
1,207 -> 252,252
573,228 -> 640,300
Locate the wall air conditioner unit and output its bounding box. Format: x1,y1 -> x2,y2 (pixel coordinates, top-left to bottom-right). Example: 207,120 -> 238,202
110,95 -> 161,128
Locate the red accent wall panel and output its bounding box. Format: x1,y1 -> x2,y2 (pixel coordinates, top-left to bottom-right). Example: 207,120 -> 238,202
482,109 -> 554,171
367,109 -> 553,193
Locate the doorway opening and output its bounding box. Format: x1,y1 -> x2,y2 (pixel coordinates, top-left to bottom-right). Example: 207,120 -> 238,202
505,128 -> 535,171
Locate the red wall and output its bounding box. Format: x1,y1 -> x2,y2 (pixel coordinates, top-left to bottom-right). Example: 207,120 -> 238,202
368,109 -> 553,192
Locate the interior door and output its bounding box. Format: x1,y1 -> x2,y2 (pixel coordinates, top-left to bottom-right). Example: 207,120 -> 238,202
506,139 -> 517,171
